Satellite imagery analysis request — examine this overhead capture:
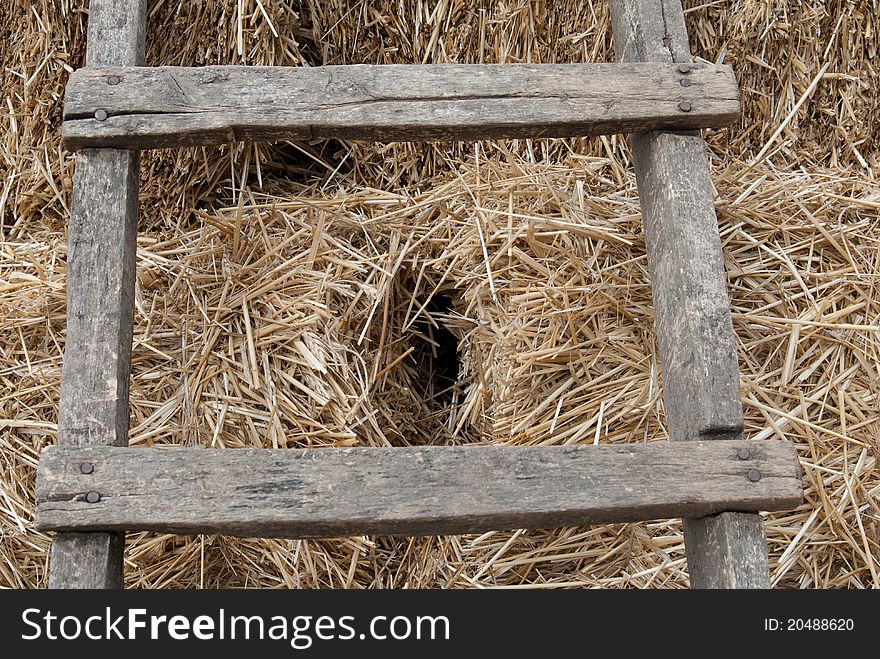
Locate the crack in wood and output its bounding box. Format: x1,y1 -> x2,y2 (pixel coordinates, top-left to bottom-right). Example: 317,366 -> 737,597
36,442 -> 802,538
61,62 -> 740,150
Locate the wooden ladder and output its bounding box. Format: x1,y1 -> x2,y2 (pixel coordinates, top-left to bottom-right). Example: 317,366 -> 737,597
38,0 -> 802,589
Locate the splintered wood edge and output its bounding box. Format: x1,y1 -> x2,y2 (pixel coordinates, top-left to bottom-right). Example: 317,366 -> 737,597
36,441 -> 802,539
61,62 -> 741,150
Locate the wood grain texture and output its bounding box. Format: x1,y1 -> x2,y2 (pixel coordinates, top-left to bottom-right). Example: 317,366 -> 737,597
36,442 -> 802,539
85,0 -> 147,68
58,149 -> 139,450
610,0 -> 743,442
684,512 -> 771,588
628,130 -> 745,441
610,0 -> 695,64
48,0 -> 147,590
48,533 -> 125,589
61,62 -> 740,150
609,0 -> 776,588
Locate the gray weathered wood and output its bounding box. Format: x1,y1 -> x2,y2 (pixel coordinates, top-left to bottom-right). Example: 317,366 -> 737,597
61,62 -> 740,150
610,0 -> 743,443
85,0 -> 147,68
36,442 -> 802,539
628,130 -> 746,441
48,0 -> 147,590
684,512 -> 771,588
48,533 -> 125,589
58,149 -> 139,450
609,0 -> 776,588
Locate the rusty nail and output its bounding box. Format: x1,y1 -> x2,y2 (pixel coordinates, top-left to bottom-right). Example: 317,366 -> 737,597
747,469 -> 761,482
737,448 -> 751,460
678,101 -> 692,112
677,63 -> 691,74
95,109 -> 108,121
80,462 -> 94,474
107,75 -> 120,85
85,491 -> 101,503
680,78 -> 691,87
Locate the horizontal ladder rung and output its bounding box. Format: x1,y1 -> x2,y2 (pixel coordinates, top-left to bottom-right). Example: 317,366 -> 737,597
62,63 -> 740,150
36,441 -> 801,539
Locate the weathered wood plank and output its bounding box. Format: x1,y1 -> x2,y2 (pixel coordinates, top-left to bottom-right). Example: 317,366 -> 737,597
47,533 -> 125,589
48,0 -> 147,590
61,62 -> 740,150
610,0 -> 743,443
684,512 -> 771,588
628,130 -> 746,441
58,149 -> 139,450
85,0 -> 147,68
36,442 -> 802,539
609,0 -> 776,588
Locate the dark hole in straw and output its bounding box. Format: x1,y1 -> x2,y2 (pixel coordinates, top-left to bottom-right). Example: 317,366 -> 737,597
262,139 -> 352,184
408,293 -> 461,409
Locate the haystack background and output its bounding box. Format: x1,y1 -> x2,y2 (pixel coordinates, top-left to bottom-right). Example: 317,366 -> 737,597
1,0 -> 877,588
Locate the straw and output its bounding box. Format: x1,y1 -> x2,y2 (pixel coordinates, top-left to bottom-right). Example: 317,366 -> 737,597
0,0 -> 877,589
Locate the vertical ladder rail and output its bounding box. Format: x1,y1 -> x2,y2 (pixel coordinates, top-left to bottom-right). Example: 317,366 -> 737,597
47,0 -> 148,589
608,0 -> 771,587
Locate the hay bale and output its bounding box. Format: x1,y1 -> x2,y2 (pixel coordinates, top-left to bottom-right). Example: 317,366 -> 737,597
0,0 -> 877,588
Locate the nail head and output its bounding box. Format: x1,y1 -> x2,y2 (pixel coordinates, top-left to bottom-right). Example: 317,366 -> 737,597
80,462 -> 94,474
678,101 -> 692,112
85,491 -> 101,503
677,63 -> 691,74
747,469 -> 761,482
94,109 -> 108,121
680,78 -> 691,87
107,75 -> 120,85
737,448 -> 751,460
